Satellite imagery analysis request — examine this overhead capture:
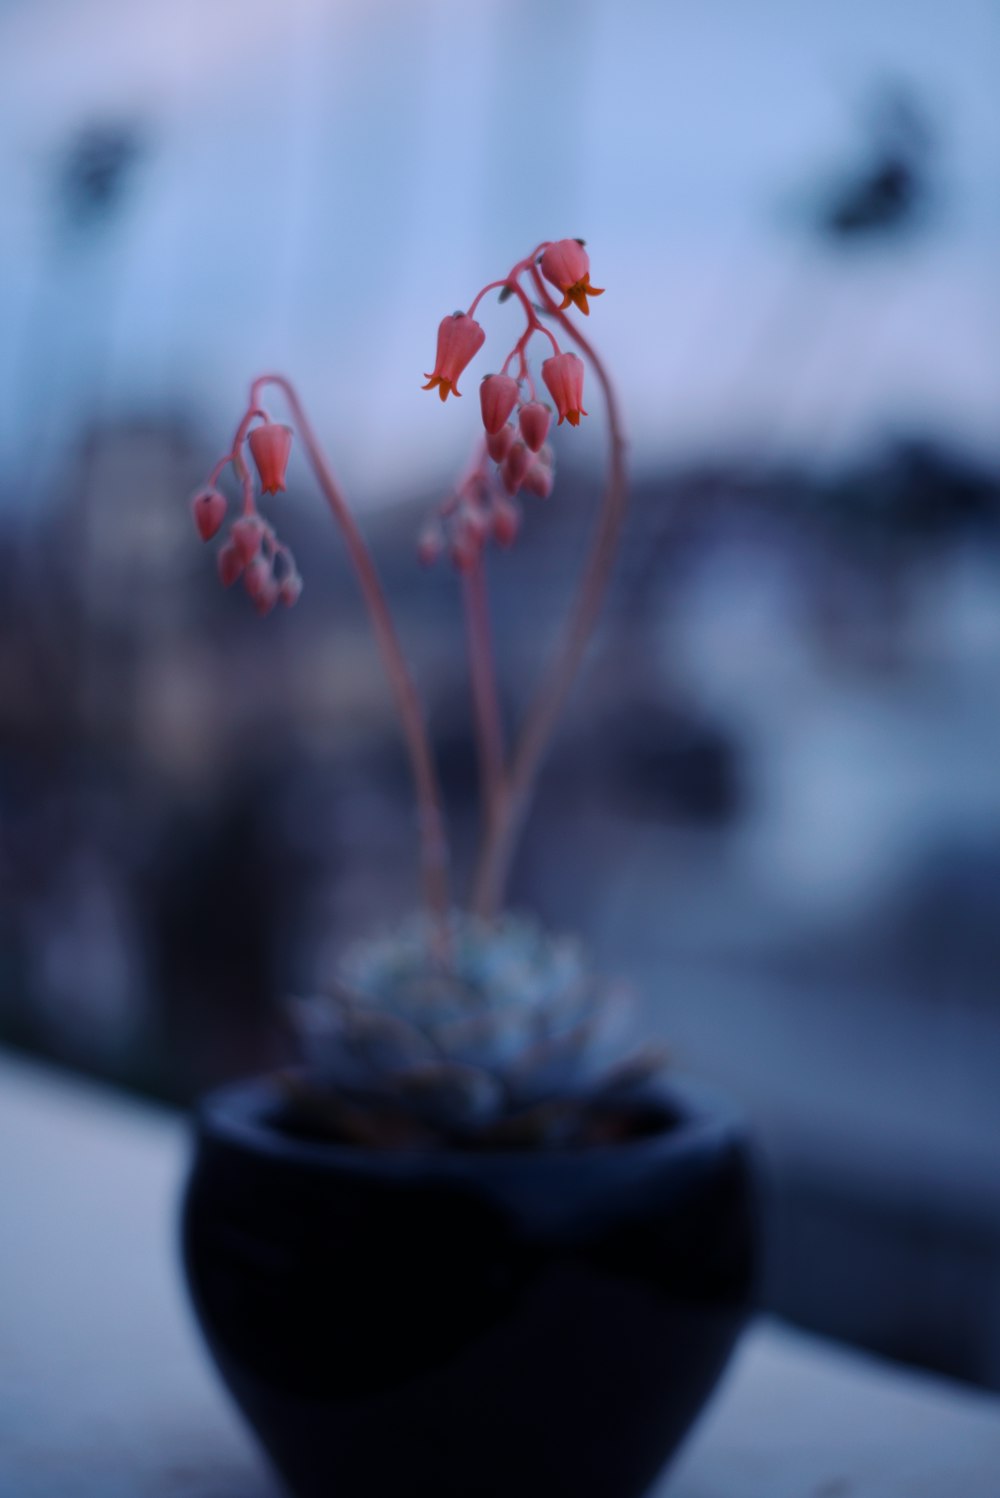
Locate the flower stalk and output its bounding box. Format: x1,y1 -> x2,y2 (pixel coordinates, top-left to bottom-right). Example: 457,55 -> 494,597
461,548 -> 506,845
191,238 -> 626,945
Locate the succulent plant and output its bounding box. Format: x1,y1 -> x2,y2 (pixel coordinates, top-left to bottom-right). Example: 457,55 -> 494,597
285,914 -> 665,1149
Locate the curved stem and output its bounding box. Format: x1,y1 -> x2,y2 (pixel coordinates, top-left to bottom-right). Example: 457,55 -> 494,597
462,553 -> 506,866
465,244 -> 551,319
466,279 -> 510,317
468,271 -> 561,359
208,407 -> 268,488
249,374 -> 452,944
472,271 -> 628,916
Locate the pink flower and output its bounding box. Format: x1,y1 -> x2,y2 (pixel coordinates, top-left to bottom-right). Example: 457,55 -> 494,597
279,573 -> 303,608
523,447 -> 555,499
243,557 -> 273,603
501,441 -> 531,495
450,535 -> 479,572
539,239 -> 604,316
486,423 -> 515,464
253,578 -> 280,616
217,542 -> 243,588
459,502 -> 490,544
191,488 -> 226,542
492,498 -> 520,548
422,313 -> 485,401
518,402 -> 550,452
248,422 -> 293,495
479,374 -> 519,435
542,352 -> 587,427
231,515 -> 265,565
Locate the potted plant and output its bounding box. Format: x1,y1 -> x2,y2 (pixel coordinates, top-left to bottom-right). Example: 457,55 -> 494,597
181,239 -> 756,1498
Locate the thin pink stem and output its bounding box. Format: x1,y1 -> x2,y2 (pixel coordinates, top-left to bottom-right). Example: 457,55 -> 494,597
467,271 -> 561,359
472,269 -> 628,915
466,279 -> 510,317
506,279 -> 561,355
248,374 -> 452,942
465,244 -> 551,319
461,552 -> 506,858
207,407 -> 268,488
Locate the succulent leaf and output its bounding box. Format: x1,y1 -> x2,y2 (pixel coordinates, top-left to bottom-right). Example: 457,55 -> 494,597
286,913 -> 665,1148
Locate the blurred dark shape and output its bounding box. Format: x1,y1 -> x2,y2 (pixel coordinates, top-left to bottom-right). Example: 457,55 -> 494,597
885,837 -> 1000,1008
146,769 -> 297,1094
601,702 -> 742,825
766,1145 -> 1000,1391
825,438 -> 1000,547
54,119 -> 148,234
527,697 -> 743,829
814,83 -> 936,243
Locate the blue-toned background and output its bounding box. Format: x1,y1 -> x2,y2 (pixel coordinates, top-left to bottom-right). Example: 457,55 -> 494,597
2,0 -> 999,1391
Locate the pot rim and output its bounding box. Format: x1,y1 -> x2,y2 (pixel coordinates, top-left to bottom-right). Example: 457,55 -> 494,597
192,1073 -> 747,1181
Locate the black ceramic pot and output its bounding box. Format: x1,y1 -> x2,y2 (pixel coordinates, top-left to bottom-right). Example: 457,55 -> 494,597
181,1078 -> 756,1498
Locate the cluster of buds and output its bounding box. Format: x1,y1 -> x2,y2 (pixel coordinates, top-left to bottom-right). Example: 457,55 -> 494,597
191,414 -> 303,615
418,408 -> 556,574
193,238 -> 603,604
419,239 -> 602,571
417,468 -> 522,574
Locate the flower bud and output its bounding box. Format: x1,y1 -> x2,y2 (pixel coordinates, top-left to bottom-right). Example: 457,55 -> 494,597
492,498 -> 521,548
539,239 -> 604,315
460,503 -> 490,542
501,441 -> 531,495
279,573 -> 303,608
518,402 -> 550,453
231,515 -> 265,565
542,351 -> 587,427
254,578 -> 280,617
450,536 -> 478,572
486,423 -> 515,464
243,557 -> 272,602
479,374 -> 520,436
522,455 -> 555,499
191,487 -> 227,542
248,422 -> 293,495
422,312 -> 486,402
217,542 -> 243,588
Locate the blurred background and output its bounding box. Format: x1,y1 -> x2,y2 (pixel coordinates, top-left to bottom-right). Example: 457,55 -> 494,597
2,0 -> 999,1393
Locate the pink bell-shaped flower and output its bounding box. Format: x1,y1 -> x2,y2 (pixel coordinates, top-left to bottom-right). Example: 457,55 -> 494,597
248,422 -> 293,495
253,577 -> 280,617
191,488 -> 227,542
542,352 -> 587,427
486,423 -> 516,464
491,497 -> 521,548
231,515 -> 265,565
540,239 -> 604,316
523,447 -> 555,499
501,441 -> 531,495
518,402 -> 550,452
217,542 -> 243,588
422,313 -> 486,402
450,533 -> 479,572
279,573 -> 303,608
479,374 -> 519,435
243,557 -> 273,603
